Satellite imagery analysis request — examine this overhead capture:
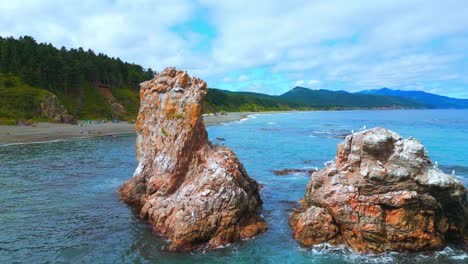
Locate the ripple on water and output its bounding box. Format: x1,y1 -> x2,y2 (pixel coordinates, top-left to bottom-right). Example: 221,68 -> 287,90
1,110 -> 468,263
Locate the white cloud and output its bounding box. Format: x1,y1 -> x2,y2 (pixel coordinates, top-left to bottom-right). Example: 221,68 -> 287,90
0,0 -> 467,97
307,80 -> 320,86
237,74 -> 249,82
201,0 -> 468,96
0,0 -> 197,70
295,80 -> 305,87
295,79 -> 320,87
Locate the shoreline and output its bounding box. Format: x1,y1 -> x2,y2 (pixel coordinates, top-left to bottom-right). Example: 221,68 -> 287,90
0,111 -> 267,144
1,108 -> 452,145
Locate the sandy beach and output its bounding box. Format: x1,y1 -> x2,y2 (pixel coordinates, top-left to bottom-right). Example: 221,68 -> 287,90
0,112 -> 254,144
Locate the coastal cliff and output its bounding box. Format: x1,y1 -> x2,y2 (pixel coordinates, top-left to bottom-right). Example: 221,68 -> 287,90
290,127 -> 468,253
119,67 -> 266,251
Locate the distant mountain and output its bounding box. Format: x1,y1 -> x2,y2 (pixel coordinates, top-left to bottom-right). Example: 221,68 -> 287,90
204,88 -> 298,112
278,87 -> 424,109
359,88 -> 468,109
203,87 -> 425,113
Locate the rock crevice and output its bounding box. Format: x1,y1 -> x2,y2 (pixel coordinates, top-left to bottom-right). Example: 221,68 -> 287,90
119,67 -> 266,251
290,127 -> 468,253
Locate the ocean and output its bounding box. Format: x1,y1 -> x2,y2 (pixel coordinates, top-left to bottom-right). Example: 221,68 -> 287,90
1,110 -> 467,263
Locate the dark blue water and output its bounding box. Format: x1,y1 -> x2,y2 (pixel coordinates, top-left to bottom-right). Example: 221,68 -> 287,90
1,110 -> 467,263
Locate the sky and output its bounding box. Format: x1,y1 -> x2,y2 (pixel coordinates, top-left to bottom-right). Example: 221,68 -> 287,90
1,0 -> 468,98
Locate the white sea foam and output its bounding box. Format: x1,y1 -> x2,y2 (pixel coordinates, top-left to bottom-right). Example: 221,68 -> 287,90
251,113 -> 272,117
235,114 -> 259,123
0,139 -> 66,147
314,131 -> 331,134
301,244 -> 467,263
0,132 -> 132,148
449,254 -> 468,260
219,114 -> 257,126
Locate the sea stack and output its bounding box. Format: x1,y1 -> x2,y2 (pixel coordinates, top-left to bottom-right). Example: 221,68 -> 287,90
290,127 -> 468,253
119,67 -> 266,251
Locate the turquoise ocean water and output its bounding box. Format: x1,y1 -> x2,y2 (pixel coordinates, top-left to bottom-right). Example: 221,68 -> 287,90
1,110 -> 467,263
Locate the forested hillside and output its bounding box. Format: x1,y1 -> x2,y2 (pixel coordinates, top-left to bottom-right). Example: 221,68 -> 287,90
359,88 -> 468,109
204,89 -> 299,112
0,36 -> 154,94
280,87 -> 424,109
0,36 -> 431,124
0,36 -> 153,121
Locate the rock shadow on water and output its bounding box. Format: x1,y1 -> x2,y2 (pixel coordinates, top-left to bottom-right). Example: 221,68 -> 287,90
278,200 -> 300,212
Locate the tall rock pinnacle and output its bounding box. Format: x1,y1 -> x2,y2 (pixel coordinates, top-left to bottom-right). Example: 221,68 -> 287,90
119,67 -> 266,251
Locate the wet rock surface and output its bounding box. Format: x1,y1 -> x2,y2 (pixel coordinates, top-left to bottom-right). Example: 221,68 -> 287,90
290,127 -> 468,253
119,67 -> 266,251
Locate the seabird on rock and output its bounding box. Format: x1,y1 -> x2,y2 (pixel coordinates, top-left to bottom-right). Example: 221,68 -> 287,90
191,211 -> 198,219
172,87 -> 185,92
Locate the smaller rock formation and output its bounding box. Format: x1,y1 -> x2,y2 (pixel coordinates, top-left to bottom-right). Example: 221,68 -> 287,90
290,127 -> 468,253
119,67 -> 266,251
40,94 -> 74,123
272,168 -> 318,176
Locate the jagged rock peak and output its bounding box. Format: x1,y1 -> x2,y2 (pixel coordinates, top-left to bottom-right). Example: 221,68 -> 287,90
119,67 -> 267,251
290,127 -> 468,253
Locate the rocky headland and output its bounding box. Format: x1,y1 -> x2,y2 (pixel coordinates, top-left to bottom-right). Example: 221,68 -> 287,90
119,67 -> 266,251
290,127 -> 468,253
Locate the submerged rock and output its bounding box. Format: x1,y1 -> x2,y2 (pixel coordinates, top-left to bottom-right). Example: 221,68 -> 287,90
119,67 -> 266,251
272,168 -> 318,176
290,127 -> 468,253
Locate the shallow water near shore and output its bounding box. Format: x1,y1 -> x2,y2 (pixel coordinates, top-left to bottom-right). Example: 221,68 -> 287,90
1,109 -> 467,263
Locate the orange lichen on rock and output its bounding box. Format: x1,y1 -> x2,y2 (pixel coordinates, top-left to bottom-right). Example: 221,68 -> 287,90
119,67 -> 266,251
290,127 -> 468,253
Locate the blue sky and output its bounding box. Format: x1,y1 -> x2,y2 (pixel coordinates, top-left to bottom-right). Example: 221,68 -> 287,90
1,0 -> 467,98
